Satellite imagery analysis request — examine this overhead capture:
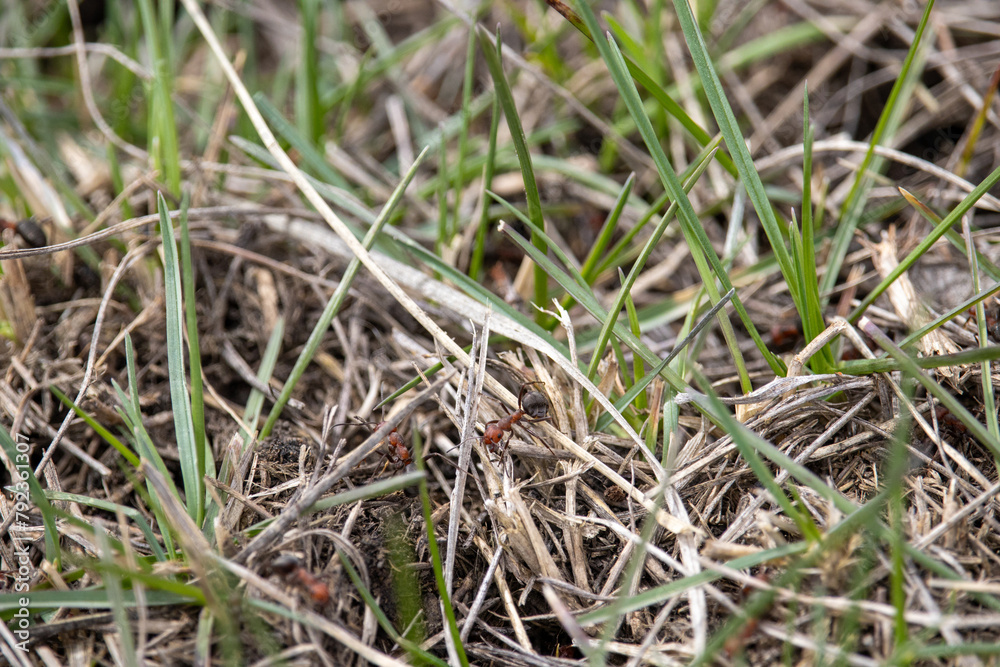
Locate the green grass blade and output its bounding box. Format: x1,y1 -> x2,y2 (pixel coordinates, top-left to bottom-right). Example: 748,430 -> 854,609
838,345 -> 1000,375
858,316 -> 1000,460
956,64 -> 1000,178
624,279 -> 646,411
296,0 -> 322,145
798,87 -> 832,369
469,92 -> 501,282
574,16 -> 757,387
822,0 -> 936,299
545,0 -> 737,176
579,542 -> 806,625
849,171 -> 1000,321
596,136 -> 722,277
478,26 -> 548,323
593,288 -> 735,432
177,194 -> 211,486
573,0 -> 781,378
136,0 -> 180,193
261,147 -> 429,438
117,336 -> 178,558
0,588 -> 202,612
254,91 -> 348,189
416,444 -> 469,667
487,190 -> 588,291
49,386 -> 140,467
964,223 -> 1000,451
453,23 -> 478,248
242,317 -> 285,443
0,425 -> 60,562
501,220 -> 689,394
665,0 -> 806,317
578,172 -> 634,284
304,471 -> 427,513
46,490 -> 165,561
898,281 -> 1000,350
157,191 -> 203,525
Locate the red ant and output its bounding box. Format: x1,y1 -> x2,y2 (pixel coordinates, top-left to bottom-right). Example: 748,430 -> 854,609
336,418 -> 412,469
271,554 -> 330,605
965,304 -> 1000,343
934,405 -> 969,435
480,382 -> 552,457
769,319 -> 802,352
378,422 -> 413,468
723,570 -> 773,658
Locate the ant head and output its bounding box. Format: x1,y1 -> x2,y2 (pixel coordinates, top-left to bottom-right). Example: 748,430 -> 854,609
271,553 -> 302,575
520,389 -> 549,420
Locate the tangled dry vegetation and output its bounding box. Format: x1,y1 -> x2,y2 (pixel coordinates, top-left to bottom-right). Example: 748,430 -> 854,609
2,0 -> 1000,665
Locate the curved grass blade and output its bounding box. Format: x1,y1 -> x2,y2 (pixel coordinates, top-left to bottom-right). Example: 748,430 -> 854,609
46,490 -> 165,562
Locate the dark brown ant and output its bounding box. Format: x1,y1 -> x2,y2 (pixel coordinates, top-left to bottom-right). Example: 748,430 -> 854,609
271,554 -> 330,605
480,382 -> 553,457
0,217 -> 46,248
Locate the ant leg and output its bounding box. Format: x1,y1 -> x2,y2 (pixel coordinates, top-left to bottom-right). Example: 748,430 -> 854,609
519,420 -> 556,454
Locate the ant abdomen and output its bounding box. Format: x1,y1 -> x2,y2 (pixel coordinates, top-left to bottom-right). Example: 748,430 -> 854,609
521,389 -> 549,420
